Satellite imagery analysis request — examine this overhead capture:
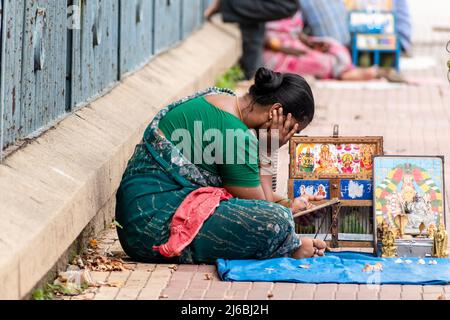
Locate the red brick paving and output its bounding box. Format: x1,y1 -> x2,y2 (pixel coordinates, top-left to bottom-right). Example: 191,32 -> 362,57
72,229 -> 447,301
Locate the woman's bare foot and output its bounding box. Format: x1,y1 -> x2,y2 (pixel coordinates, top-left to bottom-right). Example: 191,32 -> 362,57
204,0 -> 221,20
292,238 -> 327,259
340,66 -> 378,81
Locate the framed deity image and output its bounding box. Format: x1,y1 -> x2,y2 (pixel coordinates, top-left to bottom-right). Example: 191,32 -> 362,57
289,136 -> 384,180
291,179 -> 331,200
372,155 -> 447,255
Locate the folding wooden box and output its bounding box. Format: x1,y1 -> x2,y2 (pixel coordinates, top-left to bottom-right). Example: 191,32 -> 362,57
289,136 -> 384,247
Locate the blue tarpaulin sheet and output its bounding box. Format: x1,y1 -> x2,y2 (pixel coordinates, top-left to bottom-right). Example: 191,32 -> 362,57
217,252 -> 450,285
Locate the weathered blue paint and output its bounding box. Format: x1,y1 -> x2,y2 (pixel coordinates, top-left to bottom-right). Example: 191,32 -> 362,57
0,0 -> 24,151
153,0 -> 182,54
181,0 -> 202,39
21,1 -> 67,136
70,0 -> 120,109
0,0 -> 67,150
0,0 -> 206,153
119,0 -> 154,77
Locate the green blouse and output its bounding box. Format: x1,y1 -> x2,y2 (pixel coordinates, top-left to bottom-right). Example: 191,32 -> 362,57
158,96 -> 260,187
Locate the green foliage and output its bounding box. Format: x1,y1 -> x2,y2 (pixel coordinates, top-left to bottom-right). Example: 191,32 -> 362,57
47,283 -> 81,296
32,287 -> 54,301
32,281 -> 86,300
215,65 -> 245,90
32,289 -> 45,300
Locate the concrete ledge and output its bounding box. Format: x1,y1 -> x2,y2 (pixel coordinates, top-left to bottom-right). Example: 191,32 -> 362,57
0,21 -> 241,299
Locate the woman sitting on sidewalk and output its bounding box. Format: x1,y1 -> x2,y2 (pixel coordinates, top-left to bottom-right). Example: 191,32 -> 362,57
264,13 -> 378,81
115,68 -> 326,264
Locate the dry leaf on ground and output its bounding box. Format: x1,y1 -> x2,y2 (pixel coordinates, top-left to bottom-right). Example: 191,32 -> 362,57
84,256 -> 133,272
89,239 -> 98,249
107,281 -> 124,288
72,256 -> 85,269
123,263 -> 137,271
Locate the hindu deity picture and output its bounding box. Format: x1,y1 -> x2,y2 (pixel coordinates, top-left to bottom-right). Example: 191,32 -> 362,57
293,180 -> 330,200
374,156 -> 445,236
292,141 -> 378,178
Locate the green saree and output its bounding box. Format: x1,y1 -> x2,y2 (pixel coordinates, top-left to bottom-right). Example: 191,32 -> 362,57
115,88 -> 300,264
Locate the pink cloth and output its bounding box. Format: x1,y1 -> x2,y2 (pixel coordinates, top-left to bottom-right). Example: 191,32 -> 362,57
153,187 -> 233,258
264,13 -> 354,79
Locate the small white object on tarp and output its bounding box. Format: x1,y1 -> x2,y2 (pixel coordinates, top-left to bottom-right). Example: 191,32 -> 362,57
217,252 -> 450,285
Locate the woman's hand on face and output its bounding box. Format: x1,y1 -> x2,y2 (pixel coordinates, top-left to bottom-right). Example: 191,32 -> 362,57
261,108 -> 299,149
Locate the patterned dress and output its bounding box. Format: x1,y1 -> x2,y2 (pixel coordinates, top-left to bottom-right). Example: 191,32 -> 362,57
264,14 -> 355,79
115,88 -> 300,264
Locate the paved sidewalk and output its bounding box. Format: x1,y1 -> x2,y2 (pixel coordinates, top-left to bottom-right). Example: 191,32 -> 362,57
62,7 -> 450,300
62,227 -> 449,301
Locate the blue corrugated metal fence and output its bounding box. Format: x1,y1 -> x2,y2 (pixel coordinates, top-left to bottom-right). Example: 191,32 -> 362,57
0,0 -> 208,156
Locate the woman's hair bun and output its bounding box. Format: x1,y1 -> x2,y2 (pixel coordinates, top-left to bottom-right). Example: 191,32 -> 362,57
253,67 -> 283,93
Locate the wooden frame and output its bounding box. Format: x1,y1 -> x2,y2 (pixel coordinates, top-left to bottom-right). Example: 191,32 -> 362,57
372,155 -> 447,255
289,136 -> 384,180
289,136 -> 384,247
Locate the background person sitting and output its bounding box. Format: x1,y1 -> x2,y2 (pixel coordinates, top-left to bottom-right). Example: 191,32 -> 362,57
393,0 -> 413,56
205,0 -> 299,80
299,0 -> 352,47
264,13 -> 378,81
